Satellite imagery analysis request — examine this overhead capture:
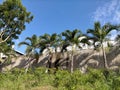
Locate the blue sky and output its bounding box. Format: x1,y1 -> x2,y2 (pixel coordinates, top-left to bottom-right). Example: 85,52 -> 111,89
0,0 -> 120,53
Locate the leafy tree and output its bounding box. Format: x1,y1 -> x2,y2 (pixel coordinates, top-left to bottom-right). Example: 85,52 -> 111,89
0,0 -> 33,44
62,29 -> 85,73
87,22 -> 119,69
0,0 -> 33,63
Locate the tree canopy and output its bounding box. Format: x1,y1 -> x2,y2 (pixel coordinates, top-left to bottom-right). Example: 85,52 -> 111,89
0,0 -> 33,45
0,0 -> 33,62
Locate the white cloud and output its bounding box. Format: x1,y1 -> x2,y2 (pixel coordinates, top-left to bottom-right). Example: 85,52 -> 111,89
93,0 -> 120,24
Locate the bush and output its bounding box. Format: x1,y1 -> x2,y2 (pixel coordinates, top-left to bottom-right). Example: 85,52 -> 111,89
0,67 -> 120,90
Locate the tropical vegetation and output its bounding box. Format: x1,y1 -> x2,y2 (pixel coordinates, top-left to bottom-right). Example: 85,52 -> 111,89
0,67 -> 120,90
87,22 -> 119,69
0,0 -> 120,90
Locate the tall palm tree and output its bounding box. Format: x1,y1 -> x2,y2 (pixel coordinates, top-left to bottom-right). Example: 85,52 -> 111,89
19,34 -> 40,72
40,33 -> 60,71
62,29 -> 85,73
87,22 -> 119,69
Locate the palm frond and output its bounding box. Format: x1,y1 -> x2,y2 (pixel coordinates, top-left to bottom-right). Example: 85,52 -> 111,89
87,29 -> 95,34
62,30 -> 72,40
25,46 -> 32,54
18,42 -> 30,46
94,22 -> 101,31
25,37 -> 32,41
103,23 -> 119,35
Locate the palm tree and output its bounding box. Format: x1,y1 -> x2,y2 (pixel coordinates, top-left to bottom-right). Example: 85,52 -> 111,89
40,33 -> 60,72
87,22 -> 119,69
19,34 -> 40,72
62,29 -> 85,73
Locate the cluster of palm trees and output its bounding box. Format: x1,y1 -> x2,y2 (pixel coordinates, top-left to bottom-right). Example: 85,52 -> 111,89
19,22 -> 120,73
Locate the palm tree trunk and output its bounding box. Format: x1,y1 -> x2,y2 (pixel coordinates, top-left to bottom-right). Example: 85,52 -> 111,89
71,53 -> 74,73
45,48 -> 52,73
25,57 -> 33,73
101,43 -> 108,69
66,56 -> 69,70
25,57 -> 30,73
48,54 -> 52,68
70,46 -> 74,73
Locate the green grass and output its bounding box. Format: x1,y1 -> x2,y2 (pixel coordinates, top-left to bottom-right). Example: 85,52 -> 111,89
0,67 -> 120,90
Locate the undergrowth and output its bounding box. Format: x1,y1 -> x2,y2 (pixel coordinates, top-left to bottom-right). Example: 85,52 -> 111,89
0,67 -> 120,90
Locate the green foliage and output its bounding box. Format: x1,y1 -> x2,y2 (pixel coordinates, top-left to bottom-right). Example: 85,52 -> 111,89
0,0 -> 33,44
0,42 -> 15,64
19,34 -> 40,57
62,29 -> 83,46
87,22 -> 119,48
39,33 -> 61,52
0,68 -> 120,90
0,0 -> 33,64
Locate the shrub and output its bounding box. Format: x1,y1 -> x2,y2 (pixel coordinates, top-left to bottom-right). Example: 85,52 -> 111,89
0,67 -> 120,90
